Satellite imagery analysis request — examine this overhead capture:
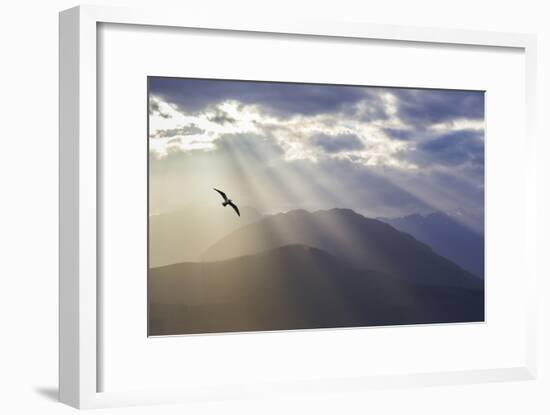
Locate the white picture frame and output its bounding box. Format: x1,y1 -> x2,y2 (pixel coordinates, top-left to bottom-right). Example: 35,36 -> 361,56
59,4 -> 538,409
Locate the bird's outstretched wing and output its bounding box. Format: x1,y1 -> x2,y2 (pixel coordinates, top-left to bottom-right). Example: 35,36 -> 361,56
213,188 -> 228,202
228,201 -> 240,216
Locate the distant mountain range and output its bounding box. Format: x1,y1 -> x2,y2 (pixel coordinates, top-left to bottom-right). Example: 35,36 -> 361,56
202,209 -> 482,290
149,208 -> 484,335
150,244 -> 484,335
378,212 -> 484,278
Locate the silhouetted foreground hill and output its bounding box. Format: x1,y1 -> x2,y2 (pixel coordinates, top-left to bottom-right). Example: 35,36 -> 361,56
149,244 -> 484,335
379,212 -> 484,278
202,209 -> 482,290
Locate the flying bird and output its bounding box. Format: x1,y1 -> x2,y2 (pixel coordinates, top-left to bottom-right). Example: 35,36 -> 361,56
213,188 -> 240,216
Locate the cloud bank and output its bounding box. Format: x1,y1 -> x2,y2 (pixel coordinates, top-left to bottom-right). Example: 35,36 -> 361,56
148,78 -> 485,232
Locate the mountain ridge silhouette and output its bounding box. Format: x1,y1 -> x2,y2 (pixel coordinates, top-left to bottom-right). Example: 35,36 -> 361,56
149,243 -> 484,335
379,211 -> 484,278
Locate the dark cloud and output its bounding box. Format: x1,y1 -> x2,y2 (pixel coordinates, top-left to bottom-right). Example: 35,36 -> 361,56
152,123 -> 205,138
418,129 -> 484,167
150,79 -> 483,132
383,127 -> 415,141
207,108 -> 236,125
149,77 -> 387,120
391,89 -> 484,126
311,133 -> 364,153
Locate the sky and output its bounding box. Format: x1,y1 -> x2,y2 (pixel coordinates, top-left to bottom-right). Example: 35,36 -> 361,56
148,77 -> 485,232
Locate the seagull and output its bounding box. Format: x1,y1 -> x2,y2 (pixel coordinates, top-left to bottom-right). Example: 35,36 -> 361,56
213,188 -> 240,216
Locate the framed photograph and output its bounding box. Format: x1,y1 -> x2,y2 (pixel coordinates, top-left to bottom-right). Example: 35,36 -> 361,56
59,5 -> 538,409
147,77 -> 486,336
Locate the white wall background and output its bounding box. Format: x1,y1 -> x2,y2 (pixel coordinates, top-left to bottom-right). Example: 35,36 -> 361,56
0,0 -> 548,414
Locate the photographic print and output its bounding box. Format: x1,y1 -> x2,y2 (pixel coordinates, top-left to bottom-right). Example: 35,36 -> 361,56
148,77 -> 485,336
